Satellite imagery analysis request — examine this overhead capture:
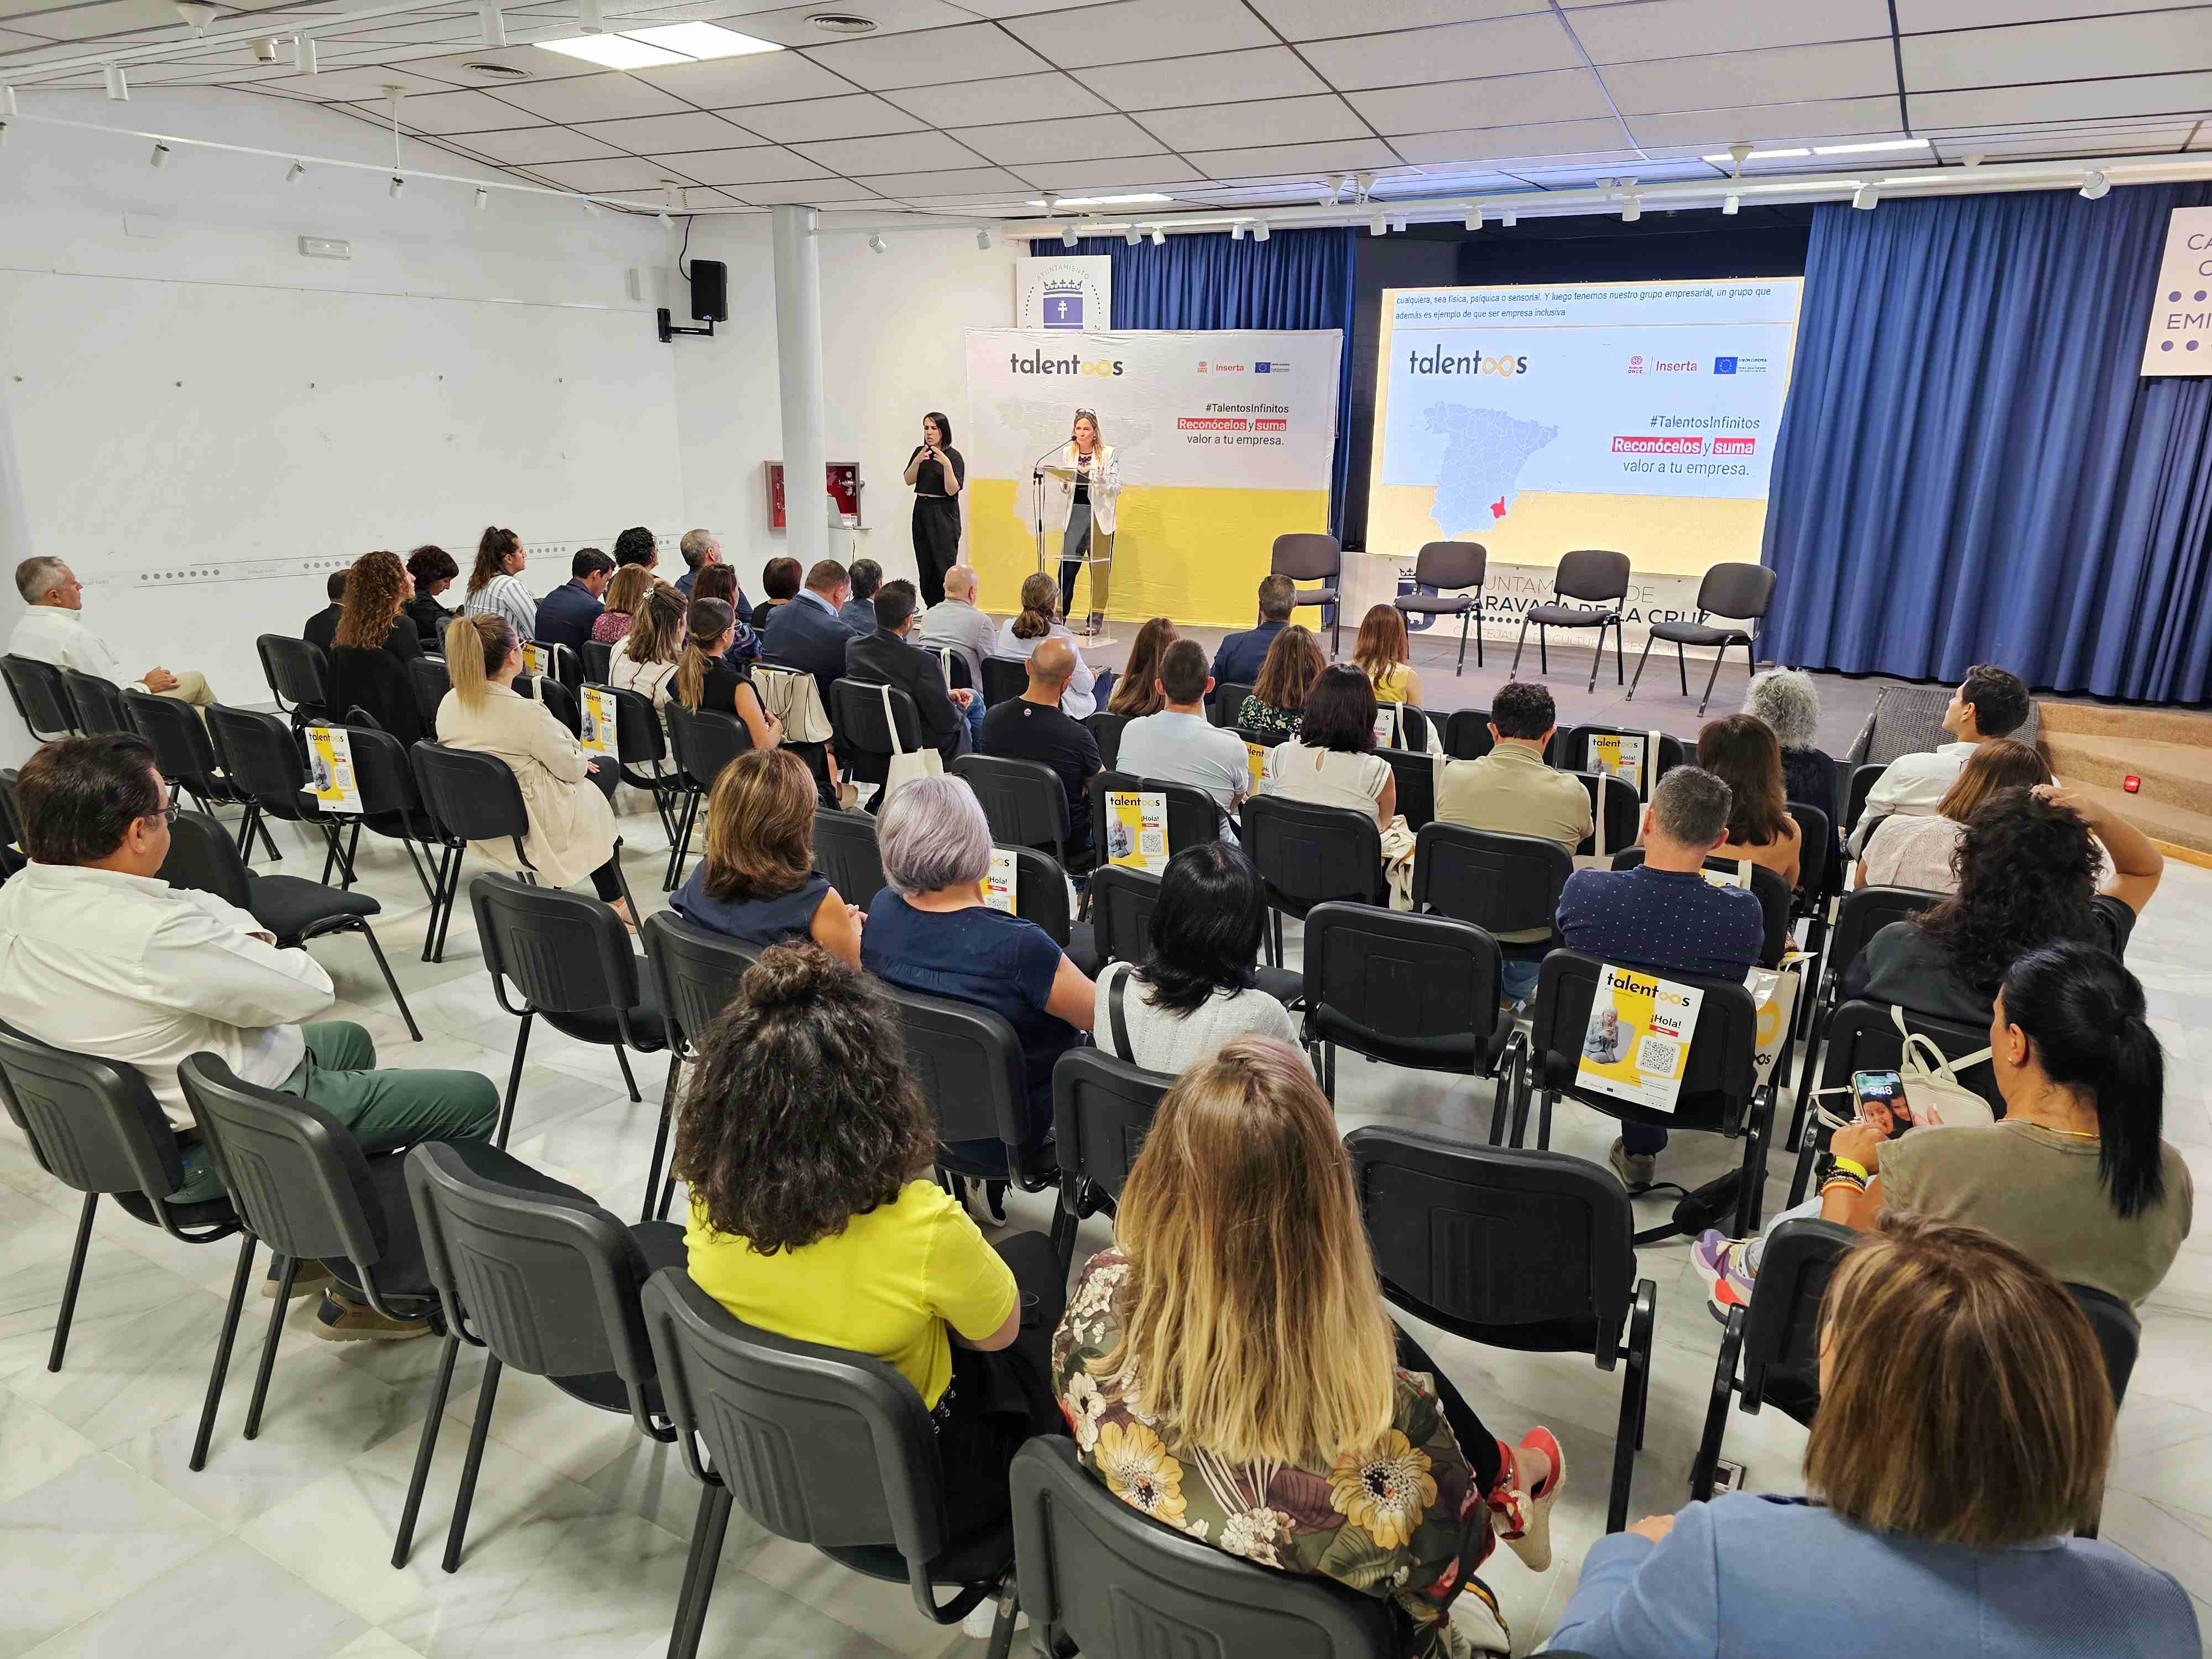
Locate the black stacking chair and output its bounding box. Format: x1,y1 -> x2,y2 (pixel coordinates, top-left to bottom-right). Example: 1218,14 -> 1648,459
1411,823 -> 1572,1028
59,666 -> 131,734
126,687 -> 280,860
581,639 -> 614,685
813,807 -> 886,908
330,647 -> 430,748
919,640 -> 977,696
1376,746 -> 1434,832
1525,950 -> 1773,1236
1013,1437 -> 1397,1658
1086,771 -> 1222,868
391,1141 -> 681,1573
1084,863 -> 1160,969
1610,847 -> 1792,969
1302,902 -> 1526,1141
1511,549 -> 1632,693
1,653 -> 79,741
1442,707 -> 1494,761
1843,762 -> 1886,836
1271,531 -> 1343,653
340,723 -> 446,909
159,808 -> 422,1041
1559,724 -> 1688,800
205,703 -> 359,884
258,634 -> 331,724
640,911 -> 759,1222
1785,801 -> 1833,1023
979,655 -> 1031,708
1347,1128 -> 1657,1533
513,674 -> 580,738
410,656 -> 452,733
662,703 -> 752,891
1373,701 -> 1430,753
1239,795 -> 1385,968
1000,842 -> 1076,949
0,1021 -> 241,1405
954,753 -> 1071,870
598,683 -> 679,843
409,740 -> 528,963
830,678 -> 925,796
1691,1217 -> 1854,1501
1392,539 -> 1487,674
641,1267 -> 1023,1659
1083,709 -> 1127,770
1564,773 -> 1640,862
469,873 -> 667,1145
1630,562 -> 1776,716
1210,681 -> 1255,731
1048,1046 -> 1173,1271
0,778 -> 20,881
525,640 -> 580,693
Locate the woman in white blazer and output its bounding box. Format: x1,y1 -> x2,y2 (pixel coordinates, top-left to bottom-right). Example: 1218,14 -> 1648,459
1046,408 -> 1120,636
435,613 -> 634,927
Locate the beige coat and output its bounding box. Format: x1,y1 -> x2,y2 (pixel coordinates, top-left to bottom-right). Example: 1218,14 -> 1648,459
435,682 -> 617,890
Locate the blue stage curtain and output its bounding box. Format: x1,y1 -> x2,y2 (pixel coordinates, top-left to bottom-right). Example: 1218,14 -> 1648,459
1762,183 -> 2212,703
1037,229 -> 1358,539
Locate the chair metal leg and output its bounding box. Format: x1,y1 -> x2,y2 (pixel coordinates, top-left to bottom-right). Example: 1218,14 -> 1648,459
1697,645 -> 1726,718
46,1192 -> 99,1374
1455,609 -> 1470,676
393,1329 -> 461,1567
669,1481 -> 733,1659
1626,633 -> 1656,702
243,1255 -> 299,1439
255,810 -> 281,863
190,1233 -> 258,1471
345,821 -> 363,886
441,1354 -> 502,1573
1510,614 -> 1531,676
640,1054 -> 681,1224
613,1041 -> 641,1104
354,920 -> 423,1042
1538,623 -> 1549,676
983,1583 -> 1020,1659
497,1011 -> 533,1148
1537,1089 -> 1554,1150
1676,641 -> 1690,697
1615,617 -> 1626,686
398,834 -> 437,907
1607,1282 -> 1656,1533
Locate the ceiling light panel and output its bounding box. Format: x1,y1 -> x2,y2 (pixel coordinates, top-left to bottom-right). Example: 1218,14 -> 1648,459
620,22 -> 781,60
535,34 -> 688,67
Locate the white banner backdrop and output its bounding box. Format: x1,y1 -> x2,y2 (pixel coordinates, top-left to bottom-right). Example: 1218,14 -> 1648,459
2142,207 -> 2212,375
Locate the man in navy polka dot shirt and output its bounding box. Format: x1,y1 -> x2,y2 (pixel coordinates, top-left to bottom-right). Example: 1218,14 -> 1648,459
1557,765 -> 1765,1188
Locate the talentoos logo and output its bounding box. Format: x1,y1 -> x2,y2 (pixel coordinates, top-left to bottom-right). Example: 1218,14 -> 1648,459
1008,349 -> 1124,377
1406,346 -> 1528,377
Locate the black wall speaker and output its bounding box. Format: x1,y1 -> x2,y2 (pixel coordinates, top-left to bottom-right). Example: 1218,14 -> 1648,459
690,259 -> 728,324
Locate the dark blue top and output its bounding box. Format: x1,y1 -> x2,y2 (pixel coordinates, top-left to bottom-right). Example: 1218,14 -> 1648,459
860,892 -> 1074,1141
534,579 -> 604,650
669,868 -> 830,948
762,592 -> 860,706
1208,619 -> 1285,701
1556,864 -> 1765,981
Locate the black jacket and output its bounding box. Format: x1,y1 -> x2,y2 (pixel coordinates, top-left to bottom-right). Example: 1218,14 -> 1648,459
534,578 -> 604,651
844,627 -> 963,750
763,593 -> 860,707
304,604 -> 343,655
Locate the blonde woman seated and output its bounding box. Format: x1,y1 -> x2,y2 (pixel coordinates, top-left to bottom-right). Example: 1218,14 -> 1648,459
671,598 -> 780,749
1237,624 -> 1326,742
670,749 -> 860,965
1105,616 -> 1178,718
609,583 -> 685,713
1055,1038 -> 1563,1658
1855,737 -> 2048,892
1696,713 -> 1801,890
996,571 -> 1098,719
1353,603 -> 1423,708
436,614 -> 633,925
590,564 -> 653,646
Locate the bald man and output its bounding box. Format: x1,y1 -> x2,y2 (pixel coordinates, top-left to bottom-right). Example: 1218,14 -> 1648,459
979,635 -> 1102,865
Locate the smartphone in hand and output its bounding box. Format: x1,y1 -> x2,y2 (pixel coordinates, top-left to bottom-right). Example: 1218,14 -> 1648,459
1851,1070 -> 1912,1140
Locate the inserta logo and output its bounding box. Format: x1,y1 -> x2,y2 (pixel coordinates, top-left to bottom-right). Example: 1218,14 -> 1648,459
1406,347 -> 1529,377
1008,351 -> 1124,376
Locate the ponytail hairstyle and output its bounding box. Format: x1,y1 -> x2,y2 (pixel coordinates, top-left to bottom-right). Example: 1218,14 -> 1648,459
675,598 -> 735,711
445,613 -> 514,713
1011,570 -> 1058,641
625,583 -> 686,666
469,526 -> 520,596
1998,941 -> 2167,1219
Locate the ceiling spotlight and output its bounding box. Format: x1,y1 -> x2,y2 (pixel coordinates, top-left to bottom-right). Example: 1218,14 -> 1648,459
867,233 -> 886,253
1722,192 -> 1739,215
388,174 -> 404,198
479,2 -> 505,46
284,159 -> 305,183
1316,192 -> 1333,207
1727,141 -> 1752,175
1229,222 -> 1244,241
1501,211 -> 1517,228
1963,153 -> 1985,169
149,140 -> 170,169
1060,223 -> 1077,247
251,35 -> 278,61
174,0 -> 217,27
1252,221 -> 1269,242
578,0 -> 603,32
1621,195 -> 1641,223
294,34 -> 316,72
1369,215 -> 1386,237
657,210 -> 672,228
2080,169 -> 2110,200
1148,227 -> 1164,246
104,62 -> 129,101
1124,227 -> 1140,246
475,186 -> 489,209
1464,207 -> 1484,231
1851,182 -> 1878,210
975,228 -> 992,250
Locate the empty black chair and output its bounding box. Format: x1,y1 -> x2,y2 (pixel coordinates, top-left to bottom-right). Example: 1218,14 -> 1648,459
1086,771 -> 1222,870
337,722 -> 446,909
1785,995 -> 2000,1205
1610,846 -> 1792,970
954,753 -> 1071,870
662,703 -> 753,891
640,1267 -> 1022,1659
1568,772 -> 1644,862
1412,823 -> 1572,1002
525,640 -> 580,693
1372,701 -> 1430,753
1240,795 -> 1385,968
597,683 -> 678,843
979,655 -> 1030,708
1012,1437 -> 1397,1659
59,666 -> 131,734
1629,562 -> 1775,716
999,841 -> 1075,948
919,640 -> 977,695
1347,1126 -> 1657,1532
581,639 -> 614,685
410,655 -> 452,734
1843,761 -> 1886,834
1511,549 -> 1632,693
390,1141 -> 680,1573
159,808 -> 422,1041
1302,902 -> 1525,1140
1084,862 -> 1160,969
469,873 -> 667,1145
1,653 -> 79,741
1442,706 -> 1494,761
1083,709 -> 1127,770
830,677 -> 926,792
409,740 -> 530,963
1271,531 -> 1343,653
640,911 -> 760,1222
1559,724 -> 1688,800
258,634 -> 331,724
205,703 -> 360,884
1392,540 -> 1486,674
126,687 -> 280,861
1048,1046 -> 1172,1270
1376,745 -> 1434,832
1210,681 -> 1255,732
812,806 -> 886,908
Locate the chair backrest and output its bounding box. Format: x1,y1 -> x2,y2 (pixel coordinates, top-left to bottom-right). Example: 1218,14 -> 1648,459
0,774 -> 20,878
1051,1046 -> 1173,1203
919,641 -> 974,692
205,703 -> 312,819
1530,950 -> 1761,1133
979,654 -> 1031,708
1303,902 -> 1501,1069
1694,561 -> 1777,623
1442,707 -> 1494,761
1737,1217 -> 1856,1421
1087,864 -> 1161,967
1345,1126 -> 1635,1355
1572,772 -> 1644,861
1411,823 -> 1571,939
1376,746 -> 1434,832
1211,682 -> 1255,732
640,909 -> 760,1058
640,1267 -> 951,1573
1787,801 -> 1831,902
343,722 -> 430,823
665,702 -> 753,791
1083,709 -> 1128,770
1001,842 -> 1072,946
1554,548 -> 1631,605
1843,762 -> 1886,831
1375,701 -> 1430,752
411,741 -> 531,851
329,648 -> 429,746
1,654 -> 78,738
1269,531 -> 1341,584
519,675 -> 580,737
1825,885 -> 1942,993
597,682 -> 668,765
1413,539 -> 1486,591
470,871 -> 644,1021
2067,1282 -> 2139,1407
156,808 -> 256,912
885,980 -> 1029,1152
1609,848 -> 1791,968
404,1142 -> 659,1424
1818,997 -> 2003,1116
410,655 -> 453,731
1087,771 -> 1222,864
812,808 -> 886,909
258,634 -> 331,712
829,677 -> 921,758
0,1017 -> 191,1207
124,687 -> 223,794
582,639 -> 614,685
60,667 -> 132,735
1239,795 -> 1385,917
953,753 -> 1070,853
1011,1437 -> 1398,1659
1561,725 -> 1687,799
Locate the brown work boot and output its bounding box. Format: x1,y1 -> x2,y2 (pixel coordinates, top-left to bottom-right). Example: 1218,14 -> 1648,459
312,1289 -> 431,1342
262,1260 -> 336,1301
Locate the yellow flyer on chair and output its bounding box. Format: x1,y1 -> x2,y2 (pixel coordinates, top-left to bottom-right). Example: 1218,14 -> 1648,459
1585,733 -> 1645,793
984,848 -> 1017,914
304,724 -> 362,815
1104,789 -> 1168,873
1244,740 -> 1269,791
1576,964 -> 1703,1114
580,686 -> 617,757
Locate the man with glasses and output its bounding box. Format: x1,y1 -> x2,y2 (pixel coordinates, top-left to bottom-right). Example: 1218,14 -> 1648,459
9,556 -> 216,706
0,734 -> 499,1340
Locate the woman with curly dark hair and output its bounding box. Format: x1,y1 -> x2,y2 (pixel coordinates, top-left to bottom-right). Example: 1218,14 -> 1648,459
329,549 -> 426,742
676,943 -> 1067,1530
403,544 -> 460,646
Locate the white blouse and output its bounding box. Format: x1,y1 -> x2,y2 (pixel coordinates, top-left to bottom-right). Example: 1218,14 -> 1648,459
1858,812 -> 1964,893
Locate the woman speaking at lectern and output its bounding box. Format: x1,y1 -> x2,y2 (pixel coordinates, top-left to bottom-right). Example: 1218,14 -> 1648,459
904,411 -> 966,609
1048,408 -> 1120,637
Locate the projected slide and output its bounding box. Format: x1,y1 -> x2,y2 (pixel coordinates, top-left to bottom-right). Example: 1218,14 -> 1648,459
1367,279 -> 1802,581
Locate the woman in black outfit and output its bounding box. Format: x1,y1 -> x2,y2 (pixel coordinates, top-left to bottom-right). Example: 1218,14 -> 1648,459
904,411 -> 964,609
330,549 -> 427,742
403,545 -> 460,649
672,598 -> 782,749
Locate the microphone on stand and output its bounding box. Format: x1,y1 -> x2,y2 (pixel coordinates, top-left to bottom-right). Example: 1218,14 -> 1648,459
1029,438 -> 1065,478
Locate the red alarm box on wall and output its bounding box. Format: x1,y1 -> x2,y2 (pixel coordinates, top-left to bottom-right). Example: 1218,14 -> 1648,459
765,462 -> 863,530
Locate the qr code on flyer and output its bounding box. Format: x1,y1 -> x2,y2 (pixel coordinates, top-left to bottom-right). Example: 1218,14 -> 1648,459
1139,829 -> 1165,857
1635,1035 -> 1681,1076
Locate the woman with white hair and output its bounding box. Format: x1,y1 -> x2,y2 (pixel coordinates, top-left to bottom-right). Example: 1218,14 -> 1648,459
860,775 -> 1094,1217
1743,667 -> 1840,885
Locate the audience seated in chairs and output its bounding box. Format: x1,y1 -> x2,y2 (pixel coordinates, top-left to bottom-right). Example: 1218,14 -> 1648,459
11,555 -> 216,707
591,564 -> 652,646
1854,738 -> 2048,893
304,568 -> 349,655
1556,766 -> 1765,1191
402,544 -> 458,648
752,555 -> 802,624
1744,667 -> 1840,881
672,598 -> 781,750
533,547 -> 614,651
915,563 -> 1000,732
997,572 -> 1102,719
846,578 -> 974,769
1851,662 -> 2031,852
669,749 -> 862,965
674,527 -> 747,616
689,563 -> 759,663
1113,639 -> 1251,821
328,550 -> 427,743
1851,784 -> 2161,1027
435,614 -> 633,927
761,557 -> 861,707
1261,665 -> 1399,832
1091,843 -> 1301,1074
460,525 -> 538,642
978,638 -> 1101,864
1697,712 -> 1802,891
1208,571 -> 1294,696
608,584 -> 685,716
674,941 -> 1066,1536
1700,941 -> 2192,1319
1554,1212 -> 2195,1659
1433,680 -> 1592,1005
1237,622 -> 1325,743
1352,602 -> 1424,709
839,557 -> 884,635
0,734 -> 497,1339
1053,1036 -> 1563,1658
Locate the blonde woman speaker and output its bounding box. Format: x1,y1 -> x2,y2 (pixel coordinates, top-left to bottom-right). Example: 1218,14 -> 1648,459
1044,408 -> 1121,637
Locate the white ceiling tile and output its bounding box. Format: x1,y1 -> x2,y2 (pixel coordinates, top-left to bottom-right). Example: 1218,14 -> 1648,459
793,128 -> 984,171
729,178 -> 884,202
904,0 -> 1093,12
1301,13 -> 1584,91
491,70 -> 693,120
1626,95 -> 1902,147
4,0 -> 170,40
1188,136 -> 1405,178
371,86 -> 543,133
1903,13 -> 2212,92
1246,0 -> 1537,42
1348,68 -> 1615,134
1004,158 -> 1209,188
1928,124 -> 2200,160
1910,71 -> 2212,128
799,22 -> 1048,88
576,109 -> 760,151
1569,0 -> 1892,63
398,45 -> 613,82
847,163 -> 1028,194
451,124 -> 627,163
523,154 -> 691,190
1136,93 -> 1371,151
724,91 -> 927,140
1389,117 -> 1631,163
950,114 -> 1165,164
884,71 -> 1113,127
702,0 -> 979,45
632,46 -> 854,105
645,143 -> 828,181
248,65 -> 461,100
1073,47 -> 1330,111
1896,0 -> 2208,27
1599,39 -> 1898,114
1507,156 -> 1717,184
1003,0 -> 1274,68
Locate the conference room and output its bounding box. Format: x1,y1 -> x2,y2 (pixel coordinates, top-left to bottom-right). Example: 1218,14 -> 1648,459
1,1 -> 2209,1655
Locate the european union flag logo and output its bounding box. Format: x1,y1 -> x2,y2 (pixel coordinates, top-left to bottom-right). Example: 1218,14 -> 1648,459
1713,356 -> 1738,374
1042,281 -> 1085,330
1255,361 -> 1272,373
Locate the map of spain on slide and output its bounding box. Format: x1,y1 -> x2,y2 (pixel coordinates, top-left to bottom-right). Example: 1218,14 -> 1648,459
1426,404 -> 1558,533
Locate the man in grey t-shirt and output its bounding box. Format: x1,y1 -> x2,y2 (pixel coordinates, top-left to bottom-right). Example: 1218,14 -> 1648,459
1115,639 -> 1253,819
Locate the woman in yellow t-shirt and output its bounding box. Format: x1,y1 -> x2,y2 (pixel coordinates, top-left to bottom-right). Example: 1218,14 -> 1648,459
673,941 -> 1066,1533
1353,603 -> 1423,709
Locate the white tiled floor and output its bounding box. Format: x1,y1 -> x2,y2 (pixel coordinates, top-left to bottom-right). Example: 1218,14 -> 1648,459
3,795 -> 2208,1658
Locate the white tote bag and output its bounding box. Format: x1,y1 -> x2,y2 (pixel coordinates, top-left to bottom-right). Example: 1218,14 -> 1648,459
874,685 -> 942,807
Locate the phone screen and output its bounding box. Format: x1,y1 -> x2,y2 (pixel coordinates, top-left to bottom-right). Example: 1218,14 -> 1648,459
1851,1070 -> 1912,1140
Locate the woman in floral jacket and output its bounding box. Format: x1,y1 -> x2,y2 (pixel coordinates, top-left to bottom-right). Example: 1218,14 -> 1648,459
1052,1038 -> 1564,1657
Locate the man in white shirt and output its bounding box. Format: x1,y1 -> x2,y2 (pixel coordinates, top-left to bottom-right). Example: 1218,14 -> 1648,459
0,735 -> 498,1339
8,557 -> 215,706
917,563 -> 997,744
1850,664 -> 2031,852
1114,639 -> 1253,820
